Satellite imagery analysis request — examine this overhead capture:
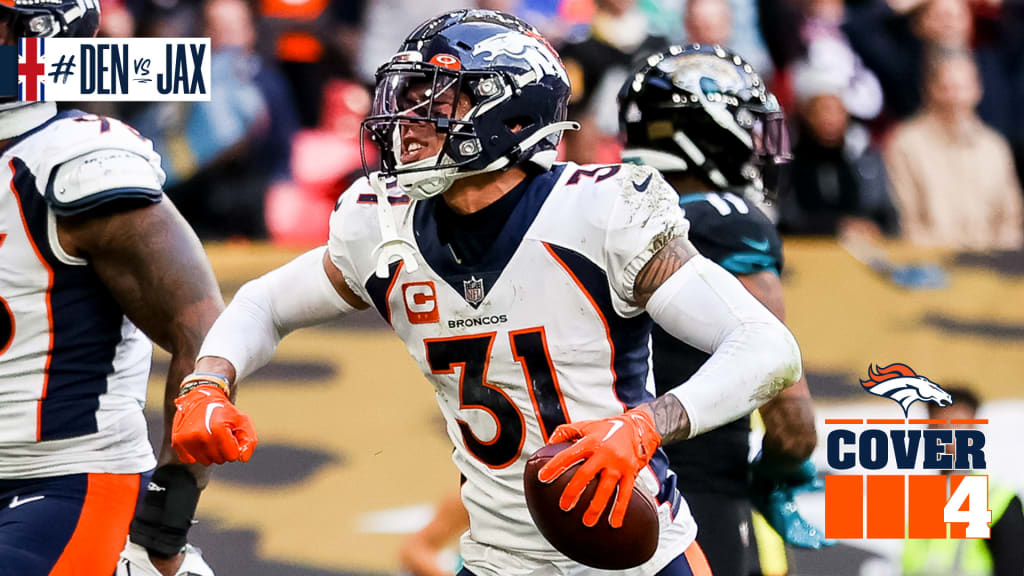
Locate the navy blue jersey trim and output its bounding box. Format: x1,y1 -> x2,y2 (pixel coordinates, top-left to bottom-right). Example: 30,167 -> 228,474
0,473 -> 88,572
363,261 -> 402,325
355,193 -> 411,205
10,158 -> 122,441
412,165 -> 565,308
647,452 -> 681,513
44,185 -> 162,217
544,243 -> 652,408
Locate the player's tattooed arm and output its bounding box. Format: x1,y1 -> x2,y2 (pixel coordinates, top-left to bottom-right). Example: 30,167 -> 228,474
632,236 -> 700,443
59,200 -> 224,484
737,271 -> 817,465
632,237 -> 699,308
640,396 -> 691,445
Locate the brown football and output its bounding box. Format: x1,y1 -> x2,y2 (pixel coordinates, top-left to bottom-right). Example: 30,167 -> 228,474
523,442 -> 660,570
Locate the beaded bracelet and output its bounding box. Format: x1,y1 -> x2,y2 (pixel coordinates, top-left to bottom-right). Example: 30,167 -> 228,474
178,372 -> 231,397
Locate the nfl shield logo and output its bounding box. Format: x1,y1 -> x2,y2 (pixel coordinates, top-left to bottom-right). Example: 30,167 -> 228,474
463,276 -> 485,306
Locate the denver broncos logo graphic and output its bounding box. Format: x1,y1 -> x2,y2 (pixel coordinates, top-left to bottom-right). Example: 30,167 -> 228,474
860,363 -> 952,416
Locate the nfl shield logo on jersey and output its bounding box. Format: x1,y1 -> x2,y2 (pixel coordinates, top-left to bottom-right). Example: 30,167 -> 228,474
463,276 -> 485,306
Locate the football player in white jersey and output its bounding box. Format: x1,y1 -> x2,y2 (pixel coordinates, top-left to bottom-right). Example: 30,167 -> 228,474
0,4 -> 232,575
172,9 -> 802,576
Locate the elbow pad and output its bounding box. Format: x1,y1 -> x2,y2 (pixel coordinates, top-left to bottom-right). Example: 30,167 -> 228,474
198,247 -> 359,380
646,255 -> 802,437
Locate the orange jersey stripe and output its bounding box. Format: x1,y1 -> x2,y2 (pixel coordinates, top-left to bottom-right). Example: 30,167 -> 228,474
9,159 -> 54,441
683,541 -> 713,576
383,261 -> 404,325
48,473 -> 140,576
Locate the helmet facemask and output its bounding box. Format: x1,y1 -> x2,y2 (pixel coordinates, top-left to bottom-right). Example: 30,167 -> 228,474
362,58 -> 514,199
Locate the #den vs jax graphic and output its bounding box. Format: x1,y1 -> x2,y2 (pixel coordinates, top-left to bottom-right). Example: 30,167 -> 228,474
1,37 -> 210,102
824,364 -> 992,539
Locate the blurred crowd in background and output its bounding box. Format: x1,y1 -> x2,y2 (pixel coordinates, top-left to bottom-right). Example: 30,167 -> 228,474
81,0 -> 1024,252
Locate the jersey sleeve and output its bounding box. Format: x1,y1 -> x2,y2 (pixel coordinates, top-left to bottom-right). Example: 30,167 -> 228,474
602,165 -> 691,311
35,115 -> 167,216
327,178 -> 376,305
683,195 -> 784,276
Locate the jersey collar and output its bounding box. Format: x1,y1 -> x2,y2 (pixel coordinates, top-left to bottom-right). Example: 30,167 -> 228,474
413,164 -> 566,308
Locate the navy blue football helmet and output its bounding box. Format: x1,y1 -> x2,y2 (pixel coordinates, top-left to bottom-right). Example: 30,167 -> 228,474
361,9 -> 577,199
0,0 -> 100,39
619,45 -> 791,202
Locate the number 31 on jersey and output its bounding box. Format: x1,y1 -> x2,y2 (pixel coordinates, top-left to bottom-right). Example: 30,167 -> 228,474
425,328 -> 570,469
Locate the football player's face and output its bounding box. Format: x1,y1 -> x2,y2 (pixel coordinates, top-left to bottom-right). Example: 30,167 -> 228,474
397,80 -> 472,165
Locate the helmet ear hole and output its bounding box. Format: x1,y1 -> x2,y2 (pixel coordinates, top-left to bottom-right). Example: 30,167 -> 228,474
505,116 -> 535,134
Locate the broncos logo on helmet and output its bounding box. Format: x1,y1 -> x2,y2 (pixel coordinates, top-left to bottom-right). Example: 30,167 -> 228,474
361,9 -> 578,200
860,363 -> 953,417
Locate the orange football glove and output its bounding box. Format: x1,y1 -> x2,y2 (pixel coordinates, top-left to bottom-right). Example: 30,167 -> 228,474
172,385 -> 257,466
537,408 -> 661,528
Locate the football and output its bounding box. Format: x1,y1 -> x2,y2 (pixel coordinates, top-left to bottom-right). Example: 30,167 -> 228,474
523,442 -> 660,570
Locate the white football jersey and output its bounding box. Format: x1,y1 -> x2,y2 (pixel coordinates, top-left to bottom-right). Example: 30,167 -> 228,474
0,108 -> 165,478
329,162 -> 698,574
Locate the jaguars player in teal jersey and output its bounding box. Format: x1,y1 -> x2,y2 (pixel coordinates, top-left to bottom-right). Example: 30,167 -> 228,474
619,45 -> 826,576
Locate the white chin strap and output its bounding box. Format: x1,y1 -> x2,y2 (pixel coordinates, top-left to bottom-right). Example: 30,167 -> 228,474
368,172 -> 421,279
0,102 -> 58,140
394,121 -> 579,200
395,154 -> 460,200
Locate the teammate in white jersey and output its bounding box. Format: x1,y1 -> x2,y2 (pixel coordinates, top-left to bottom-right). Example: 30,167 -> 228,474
0,4 -> 226,575
172,10 -> 802,576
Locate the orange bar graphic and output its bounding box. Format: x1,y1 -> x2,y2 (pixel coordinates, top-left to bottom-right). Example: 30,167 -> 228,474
825,475 -> 863,539
909,419 -> 947,425
866,419 -> 906,425
950,419 -> 988,425
867,475 -> 905,538
825,419 -> 864,425
909,475 -> 947,538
